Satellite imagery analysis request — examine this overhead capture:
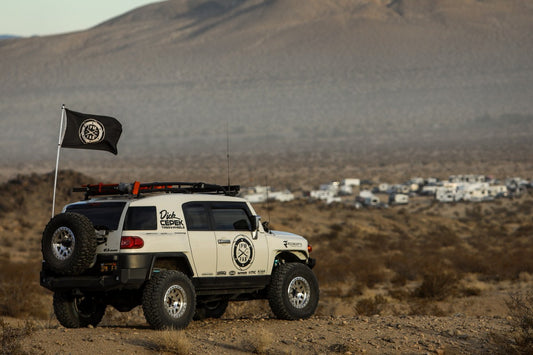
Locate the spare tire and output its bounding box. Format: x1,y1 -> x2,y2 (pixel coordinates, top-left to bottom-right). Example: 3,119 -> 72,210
42,212 -> 97,275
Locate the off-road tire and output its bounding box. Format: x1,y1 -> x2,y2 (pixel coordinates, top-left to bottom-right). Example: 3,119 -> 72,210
194,299 -> 229,320
268,262 -> 319,320
53,292 -> 106,328
42,212 -> 97,275
142,271 -> 196,329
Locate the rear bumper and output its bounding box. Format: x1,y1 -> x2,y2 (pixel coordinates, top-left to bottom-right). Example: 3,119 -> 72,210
40,268 -> 148,292
40,254 -> 152,292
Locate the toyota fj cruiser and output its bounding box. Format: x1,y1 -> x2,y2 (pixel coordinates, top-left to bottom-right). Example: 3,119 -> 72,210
40,181 -> 318,329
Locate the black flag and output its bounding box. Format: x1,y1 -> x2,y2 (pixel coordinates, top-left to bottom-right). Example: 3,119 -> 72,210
61,109 -> 122,155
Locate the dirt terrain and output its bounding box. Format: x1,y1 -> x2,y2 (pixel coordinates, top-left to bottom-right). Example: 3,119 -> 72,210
8,313 -> 513,354
1,169 -> 533,354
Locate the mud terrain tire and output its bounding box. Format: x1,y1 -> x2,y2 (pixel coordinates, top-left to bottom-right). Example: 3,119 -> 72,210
142,271 -> 196,329
42,212 -> 97,275
268,262 -> 319,320
53,292 -> 106,328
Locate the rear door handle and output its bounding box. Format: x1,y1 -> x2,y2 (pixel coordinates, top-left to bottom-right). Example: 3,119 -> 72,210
218,239 -> 231,245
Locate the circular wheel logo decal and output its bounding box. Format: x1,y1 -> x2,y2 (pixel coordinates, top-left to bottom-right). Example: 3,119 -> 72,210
232,236 -> 254,270
79,119 -> 105,144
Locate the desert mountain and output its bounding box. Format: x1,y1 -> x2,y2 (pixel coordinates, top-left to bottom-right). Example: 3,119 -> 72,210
1,0 -> 532,170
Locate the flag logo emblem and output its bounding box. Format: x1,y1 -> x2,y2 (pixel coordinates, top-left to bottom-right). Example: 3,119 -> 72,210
79,119 -> 105,144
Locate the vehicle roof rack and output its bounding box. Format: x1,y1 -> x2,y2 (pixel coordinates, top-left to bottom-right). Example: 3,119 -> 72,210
73,181 -> 240,200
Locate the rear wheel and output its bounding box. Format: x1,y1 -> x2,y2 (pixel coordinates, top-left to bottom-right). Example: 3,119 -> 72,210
142,271 -> 196,329
268,263 -> 319,320
53,292 -> 106,328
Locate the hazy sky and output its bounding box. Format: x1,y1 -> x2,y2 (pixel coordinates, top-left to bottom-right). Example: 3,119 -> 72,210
1,0 -> 161,37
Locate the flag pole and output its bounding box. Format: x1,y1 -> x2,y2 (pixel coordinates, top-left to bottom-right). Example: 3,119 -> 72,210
52,104 -> 66,217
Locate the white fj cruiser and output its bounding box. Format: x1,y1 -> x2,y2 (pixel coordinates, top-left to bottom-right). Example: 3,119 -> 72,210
40,181 -> 318,329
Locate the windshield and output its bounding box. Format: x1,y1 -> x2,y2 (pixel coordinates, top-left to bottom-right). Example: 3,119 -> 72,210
65,202 -> 126,230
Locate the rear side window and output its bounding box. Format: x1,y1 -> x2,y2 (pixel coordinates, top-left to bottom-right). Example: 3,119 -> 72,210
183,204 -> 210,231
212,208 -> 251,231
124,206 -> 157,230
66,202 -> 126,230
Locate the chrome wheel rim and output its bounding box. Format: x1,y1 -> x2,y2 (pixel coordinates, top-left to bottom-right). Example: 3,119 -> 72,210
164,285 -> 187,318
51,227 -> 75,260
287,276 -> 311,309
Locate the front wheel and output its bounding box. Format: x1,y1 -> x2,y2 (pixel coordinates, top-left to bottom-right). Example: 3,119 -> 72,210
53,292 -> 106,328
268,263 -> 319,320
142,271 -> 196,329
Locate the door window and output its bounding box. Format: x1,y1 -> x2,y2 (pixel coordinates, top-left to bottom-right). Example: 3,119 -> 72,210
212,208 -> 251,231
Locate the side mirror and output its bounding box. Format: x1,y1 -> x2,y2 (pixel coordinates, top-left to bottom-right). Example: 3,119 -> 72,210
251,215 -> 261,231
251,215 -> 261,236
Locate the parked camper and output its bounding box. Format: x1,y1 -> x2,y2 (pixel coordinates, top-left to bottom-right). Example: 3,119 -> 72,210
421,186 -> 438,196
389,193 -> 409,205
357,190 -> 380,207
378,183 -> 389,193
269,190 -> 295,202
436,187 -> 456,202
310,190 -> 336,201
342,178 -> 360,187
488,185 -> 508,198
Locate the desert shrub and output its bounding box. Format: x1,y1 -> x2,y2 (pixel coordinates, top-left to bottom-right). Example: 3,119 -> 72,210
458,285 -> 482,297
351,256 -> 388,288
386,252 -> 423,282
0,260 -> 48,319
505,292 -> 533,353
328,343 -> 351,353
465,205 -> 484,220
513,224 -> 533,237
424,225 -> 461,248
408,300 -> 446,316
242,328 -> 273,355
365,233 -> 390,251
151,330 -> 191,355
414,268 -> 460,301
354,295 -> 388,316
388,288 -> 410,301
0,320 -> 35,355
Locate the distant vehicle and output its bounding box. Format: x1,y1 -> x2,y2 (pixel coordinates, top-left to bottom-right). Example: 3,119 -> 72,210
389,193 -> 409,205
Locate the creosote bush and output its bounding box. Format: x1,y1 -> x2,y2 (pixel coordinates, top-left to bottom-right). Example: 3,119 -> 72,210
1,320 -> 35,355
502,292 -> 533,354
0,260 -> 47,319
414,268 -> 460,301
151,330 -> 192,355
355,295 -> 388,316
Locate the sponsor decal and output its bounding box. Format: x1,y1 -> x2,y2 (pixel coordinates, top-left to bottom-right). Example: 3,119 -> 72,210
159,209 -> 185,229
232,235 -> 255,271
283,240 -> 303,248
217,271 -> 227,276
249,270 -> 256,275
258,270 -> 266,274
79,119 -> 105,144
229,271 -> 236,276
237,271 -> 247,275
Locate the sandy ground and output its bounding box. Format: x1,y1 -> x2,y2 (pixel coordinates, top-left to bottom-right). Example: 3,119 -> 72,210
13,313 -> 510,354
